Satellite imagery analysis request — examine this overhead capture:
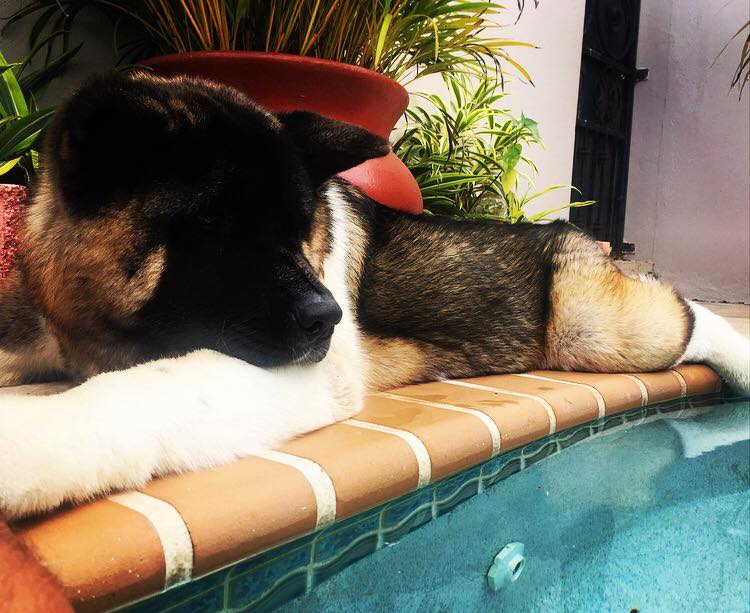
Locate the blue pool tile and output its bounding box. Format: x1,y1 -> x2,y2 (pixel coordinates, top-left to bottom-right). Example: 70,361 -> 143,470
625,406 -> 657,421
599,415 -> 626,431
382,488 -> 434,528
251,569 -> 308,612
122,568 -> 230,613
313,513 -> 380,564
312,532 -> 380,587
522,439 -> 558,466
434,467 -> 481,499
480,452 -> 512,477
229,535 -> 314,578
482,455 -> 522,488
228,545 -> 311,606
318,507 -> 380,533
559,425 -> 593,448
519,435 -> 553,457
434,468 -> 481,517
382,504 -> 432,544
163,586 -> 224,613
659,397 -> 693,414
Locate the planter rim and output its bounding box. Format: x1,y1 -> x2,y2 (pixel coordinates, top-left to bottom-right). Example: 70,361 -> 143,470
143,51 -> 408,103
142,50 -> 420,212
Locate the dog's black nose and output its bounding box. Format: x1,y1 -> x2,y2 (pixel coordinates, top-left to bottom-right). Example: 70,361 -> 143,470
293,292 -> 343,339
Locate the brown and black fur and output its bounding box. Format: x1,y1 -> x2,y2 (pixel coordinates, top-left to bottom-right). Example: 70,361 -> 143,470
335,183 -> 693,390
0,71 -> 693,391
5,72 -> 388,381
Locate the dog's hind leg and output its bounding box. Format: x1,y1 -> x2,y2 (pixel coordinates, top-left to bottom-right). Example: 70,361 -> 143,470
544,230 -> 750,394
676,301 -> 750,394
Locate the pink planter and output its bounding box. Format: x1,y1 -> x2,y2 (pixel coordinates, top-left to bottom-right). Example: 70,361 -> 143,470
144,51 -> 423,214
0,184 -> 25,285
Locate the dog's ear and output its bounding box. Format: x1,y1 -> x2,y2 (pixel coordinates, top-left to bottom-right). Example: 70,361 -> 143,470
49,73 -> 179,214
277,111 -> 390,185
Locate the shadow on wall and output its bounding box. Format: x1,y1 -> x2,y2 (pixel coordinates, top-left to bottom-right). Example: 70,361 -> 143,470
624,0 -> 750,304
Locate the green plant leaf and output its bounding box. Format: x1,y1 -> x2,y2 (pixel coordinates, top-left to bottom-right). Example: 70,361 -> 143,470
0,157 -> 21,175
522,183 -> 576,203
18,42 -> 82,95
0,52 -> 29,118
374,11 -> 393,69
502,143 -> 521,171
0,106 -> 55,160
5,0 -> 535,82
500,168 -> 517,192
0,115 -> 19,128
527,200 -> 596,223
394,72 -> 593,223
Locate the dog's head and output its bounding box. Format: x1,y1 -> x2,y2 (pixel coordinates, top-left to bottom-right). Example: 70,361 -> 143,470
21,72 -> 388,378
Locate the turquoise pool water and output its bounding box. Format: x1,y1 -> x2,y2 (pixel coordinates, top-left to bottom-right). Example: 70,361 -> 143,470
282,399 -> 750,612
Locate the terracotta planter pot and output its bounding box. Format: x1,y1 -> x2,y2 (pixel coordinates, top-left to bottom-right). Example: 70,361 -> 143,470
0,183 -> 25,285
144,51 -> 423,214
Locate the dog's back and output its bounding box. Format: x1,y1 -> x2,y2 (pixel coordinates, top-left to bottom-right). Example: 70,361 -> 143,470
327,183 -> 747,393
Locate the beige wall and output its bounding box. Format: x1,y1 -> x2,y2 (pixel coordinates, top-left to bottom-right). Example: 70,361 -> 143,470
624,0 -> 750,303
406,1 -> 587,220
498,0 -> 586,219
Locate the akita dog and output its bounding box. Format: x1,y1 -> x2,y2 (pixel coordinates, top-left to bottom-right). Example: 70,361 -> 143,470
0,73 -> 747,521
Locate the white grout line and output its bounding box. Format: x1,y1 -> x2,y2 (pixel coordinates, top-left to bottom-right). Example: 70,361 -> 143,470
442,379 -> 557,435
669,369 -> 688,397
620,374 -> 649,406
255,450 -> 337,529
109,492 -> 194,589
514,373 -> 606,419
344,419 -> 432,487
377,391 -> 502,456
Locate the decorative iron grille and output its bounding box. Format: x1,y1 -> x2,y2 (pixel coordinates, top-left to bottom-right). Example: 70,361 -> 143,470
570,0 -> 642,254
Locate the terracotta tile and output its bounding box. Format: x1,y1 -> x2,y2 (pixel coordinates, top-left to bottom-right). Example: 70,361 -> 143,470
141,456 -> 318,577
627,371 -> 684,404
17,499 -> 165,612
673,364 -> 722,395
279,423 -> 419,520
391,381 -> 551,452
455,374 -> 600,431
10,365 -> 711,611
528,371 -> 644,415
359,395 -> 493,481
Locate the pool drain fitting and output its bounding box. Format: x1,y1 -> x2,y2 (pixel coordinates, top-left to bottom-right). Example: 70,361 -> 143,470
487,542 -> 525,591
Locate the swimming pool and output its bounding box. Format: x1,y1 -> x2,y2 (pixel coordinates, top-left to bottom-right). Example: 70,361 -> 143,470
282,397 -> 750,611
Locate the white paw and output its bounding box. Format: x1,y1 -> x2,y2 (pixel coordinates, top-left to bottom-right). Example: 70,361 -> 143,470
0,392 -> 155,519
0,349 -> 350,519
683,302 -> 750,396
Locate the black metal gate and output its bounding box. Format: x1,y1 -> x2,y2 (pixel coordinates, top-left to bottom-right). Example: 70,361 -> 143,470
569,0 -> 642,254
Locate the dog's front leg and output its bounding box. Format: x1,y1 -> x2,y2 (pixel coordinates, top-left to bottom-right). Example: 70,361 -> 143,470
0,349 -> 344,520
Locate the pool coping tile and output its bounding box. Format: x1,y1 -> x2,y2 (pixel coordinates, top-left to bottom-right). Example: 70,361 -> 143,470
11,366 -> 726,611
